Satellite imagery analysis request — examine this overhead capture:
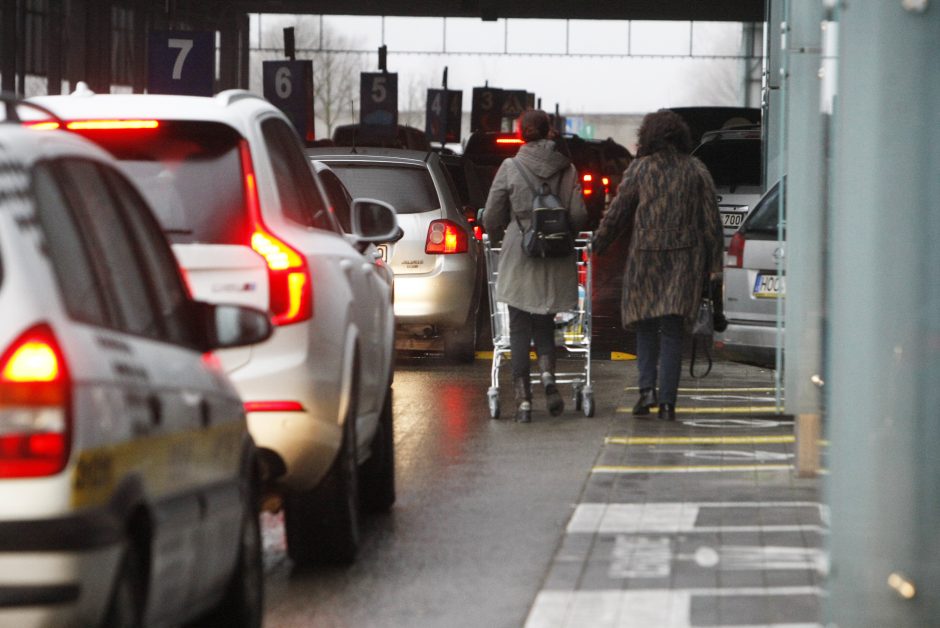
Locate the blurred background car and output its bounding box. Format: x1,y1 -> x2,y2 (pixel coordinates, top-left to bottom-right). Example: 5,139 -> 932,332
669,106 -> 762,145
1,99 -> 271,627
558,134 -> 633,229
31,88 -> 401,566
691,124 -> 764,247
331,122 -> 431,151
309,146 -> 485,362
462,130 -> 526,194
716,180 -> 785,368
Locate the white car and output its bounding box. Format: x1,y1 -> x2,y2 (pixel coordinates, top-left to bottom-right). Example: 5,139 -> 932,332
31,87 -> 400,565
0,99 -> 272,626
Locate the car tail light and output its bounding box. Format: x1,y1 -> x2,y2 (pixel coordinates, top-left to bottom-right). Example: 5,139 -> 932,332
726,232 -> 745,268
244,401 -> 305,413
240,140 -> 313,326
601,176 -> 610,195
495,137 -> 523,146
24,121 -> 61,131
66,119 -> 160,131
582,173 -> 594,197
0,325 -> 71,478
425,219 -> 468,254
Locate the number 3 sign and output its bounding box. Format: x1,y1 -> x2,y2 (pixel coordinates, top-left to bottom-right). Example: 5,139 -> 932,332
147,31 -> 214,96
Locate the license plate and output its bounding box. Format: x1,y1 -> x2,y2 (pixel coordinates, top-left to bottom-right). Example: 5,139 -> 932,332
377,244 -> 388,263
721,211 -> 745,228
753,273 -> 785,298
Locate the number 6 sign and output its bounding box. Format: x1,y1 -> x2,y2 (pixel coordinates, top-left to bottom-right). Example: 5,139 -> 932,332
147,31 -> 214,96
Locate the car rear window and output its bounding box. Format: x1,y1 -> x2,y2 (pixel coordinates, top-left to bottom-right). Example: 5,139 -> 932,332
743,183 -> 780,235
693,138 -> 762,189
70,121 -> 248,245
327,163 -> 439,215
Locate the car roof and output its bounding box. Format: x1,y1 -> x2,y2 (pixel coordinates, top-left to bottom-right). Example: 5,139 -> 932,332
29,88 -> 282,135
307,146 -> 434,167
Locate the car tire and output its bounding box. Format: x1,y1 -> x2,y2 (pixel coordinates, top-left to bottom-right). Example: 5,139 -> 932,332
444,296 -> 480,363
360,385 -> 396,513
285,370 -> 361,566
199,477 -> 263,628
102,542 -> 145,628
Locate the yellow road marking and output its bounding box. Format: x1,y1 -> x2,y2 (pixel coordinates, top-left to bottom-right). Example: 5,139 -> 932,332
616,405 -> 782,415
624,386 -> 778,393
611,352 -> 636,361
606,435 -> 795,445
592,464 -> 794,474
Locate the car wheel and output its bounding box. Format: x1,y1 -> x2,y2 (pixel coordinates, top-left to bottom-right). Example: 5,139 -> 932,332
444,296 -> 480,363
102,542 -> 145,628
285,372 -> 361,566
360,385 -> 396,513
199,478 -> 263,627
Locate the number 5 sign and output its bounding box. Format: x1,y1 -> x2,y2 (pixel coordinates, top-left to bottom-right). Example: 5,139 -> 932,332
360,72 -> 398,128
147,31 -> 214,96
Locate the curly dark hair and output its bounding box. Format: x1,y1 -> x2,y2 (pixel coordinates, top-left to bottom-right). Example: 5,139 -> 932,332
635,109 -> 693,157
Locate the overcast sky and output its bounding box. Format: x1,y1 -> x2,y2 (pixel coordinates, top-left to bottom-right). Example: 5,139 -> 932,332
250,15 -> 759,115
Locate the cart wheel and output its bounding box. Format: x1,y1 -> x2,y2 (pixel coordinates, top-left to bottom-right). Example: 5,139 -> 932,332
573,386 -> 583,411
487,388 -> 500,419
582,391 -> 595,418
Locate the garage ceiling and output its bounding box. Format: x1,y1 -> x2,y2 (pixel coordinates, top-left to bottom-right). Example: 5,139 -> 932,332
238,1 -> 764,23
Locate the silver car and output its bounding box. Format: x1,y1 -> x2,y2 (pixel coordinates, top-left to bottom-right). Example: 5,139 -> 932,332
716,181 -> 785,367
308,147 -> 485,362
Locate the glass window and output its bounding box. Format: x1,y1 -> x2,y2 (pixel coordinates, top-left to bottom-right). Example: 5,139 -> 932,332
58,160 -> 161,339
743,183 -> 781,235
71,121 -> 249,246
318,169 -> 354,233
260,118 -> 336,232
104,168 -> 195,347
30,163 -> 110,326
693,138 -> 762,188
329,163 -> 439,215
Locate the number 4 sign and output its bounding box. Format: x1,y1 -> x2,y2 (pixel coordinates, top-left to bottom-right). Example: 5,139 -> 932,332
147,31 -> 214,96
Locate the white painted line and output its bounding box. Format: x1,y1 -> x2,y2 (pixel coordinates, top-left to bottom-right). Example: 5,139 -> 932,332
526,590 -> 825,628
592,463 -> 795,474
567,503 -> 826,535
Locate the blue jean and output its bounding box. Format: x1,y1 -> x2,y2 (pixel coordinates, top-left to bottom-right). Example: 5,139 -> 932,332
635,315 -> 684,405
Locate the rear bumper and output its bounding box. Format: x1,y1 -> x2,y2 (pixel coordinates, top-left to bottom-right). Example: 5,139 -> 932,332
393,260 -> 476,329
715,320 -> 783,368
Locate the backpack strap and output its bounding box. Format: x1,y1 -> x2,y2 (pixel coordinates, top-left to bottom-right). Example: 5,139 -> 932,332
510,158 -> 564,232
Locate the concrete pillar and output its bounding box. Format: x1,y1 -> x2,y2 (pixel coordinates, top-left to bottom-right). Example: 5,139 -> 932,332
781,3 -> 825,429
826,1 -> 940,625
762,0 -> 785,189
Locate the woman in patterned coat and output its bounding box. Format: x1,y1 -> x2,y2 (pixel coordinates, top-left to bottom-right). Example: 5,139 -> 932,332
592,109 -> 723,420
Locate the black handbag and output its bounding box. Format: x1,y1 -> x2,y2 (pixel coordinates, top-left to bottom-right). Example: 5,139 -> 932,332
511,159 -> 575,258
690,280 -> 718,378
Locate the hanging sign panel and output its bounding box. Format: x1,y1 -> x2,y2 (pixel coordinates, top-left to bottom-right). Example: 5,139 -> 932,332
425,88 -> 463,144
471,87 -> 504,133
147,31 -> 214,96
360,72 -> 398,129
263,60 -> 315,143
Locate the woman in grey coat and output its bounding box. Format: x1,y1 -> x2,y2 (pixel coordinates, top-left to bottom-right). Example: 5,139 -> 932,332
592,109 -> 723,421
483,110 -> 588,422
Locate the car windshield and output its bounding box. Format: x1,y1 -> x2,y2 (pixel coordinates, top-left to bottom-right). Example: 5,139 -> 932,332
328,163 -> 439,215
693,138 -> 762,188
70,121 -> 248,245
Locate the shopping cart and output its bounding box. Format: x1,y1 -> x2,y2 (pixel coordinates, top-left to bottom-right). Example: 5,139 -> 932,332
483,232 -> 594,419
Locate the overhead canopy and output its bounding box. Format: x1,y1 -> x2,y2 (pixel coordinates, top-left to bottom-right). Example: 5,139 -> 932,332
238,1 -> 764,22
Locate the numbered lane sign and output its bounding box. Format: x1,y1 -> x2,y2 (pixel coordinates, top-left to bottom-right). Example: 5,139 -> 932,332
263,60 -> 315,143
360,72 -> 398,128
501,89 -> 528,119
471,86 -> 503,133
147,31 -> 214,96
425,89 -> 462,144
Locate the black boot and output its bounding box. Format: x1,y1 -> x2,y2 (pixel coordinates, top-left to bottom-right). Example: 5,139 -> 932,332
632,388 -> 657,416
658,403 -> 676,421
538,355 -> 564,416
513,375 -> 532,423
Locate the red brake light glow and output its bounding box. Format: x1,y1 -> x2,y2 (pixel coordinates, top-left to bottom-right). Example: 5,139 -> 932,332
582,173 -> 593,183
726,232 -> 745,268
65,119 -> 159,131
0,325 -> 70,478
425,219 -> 468,254
496,137 -> 524,145
240,140 -> 313,326
244,400 -> 305,413
25,121 -> 61,131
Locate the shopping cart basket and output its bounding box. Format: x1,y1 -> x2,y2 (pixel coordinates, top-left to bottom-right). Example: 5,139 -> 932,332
483,232 -> 594,419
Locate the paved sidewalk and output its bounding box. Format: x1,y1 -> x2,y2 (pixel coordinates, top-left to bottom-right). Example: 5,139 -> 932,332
525,360 -> 825,628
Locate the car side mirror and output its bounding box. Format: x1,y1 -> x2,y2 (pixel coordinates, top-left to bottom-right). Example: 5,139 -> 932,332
193,302 -> 273,351
351,198 -> 400,243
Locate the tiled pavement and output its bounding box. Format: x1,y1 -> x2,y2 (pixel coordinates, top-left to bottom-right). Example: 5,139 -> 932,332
525,360 -> 825,628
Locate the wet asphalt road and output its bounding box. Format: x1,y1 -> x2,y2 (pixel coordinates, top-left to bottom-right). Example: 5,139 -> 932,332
260,355 -> 626,628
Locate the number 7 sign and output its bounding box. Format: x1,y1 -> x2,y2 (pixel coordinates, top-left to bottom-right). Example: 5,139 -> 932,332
147,31 -> 214,96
